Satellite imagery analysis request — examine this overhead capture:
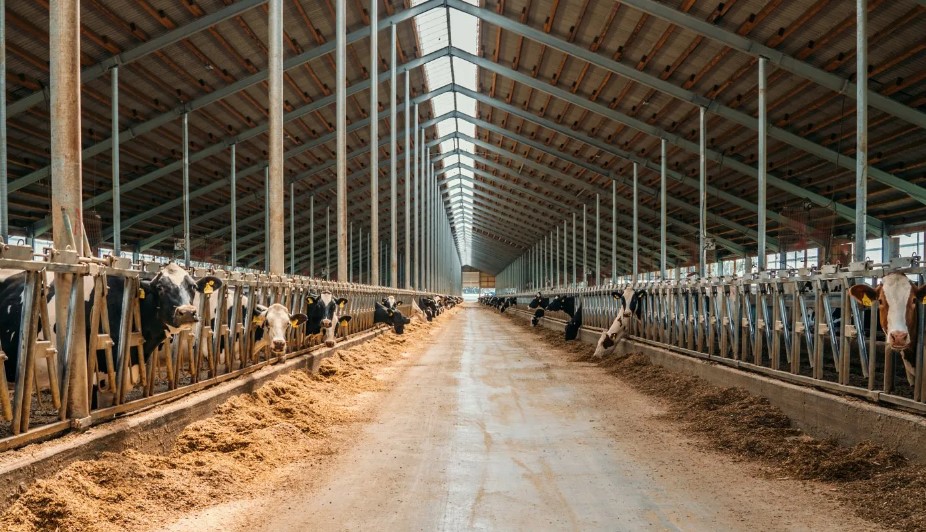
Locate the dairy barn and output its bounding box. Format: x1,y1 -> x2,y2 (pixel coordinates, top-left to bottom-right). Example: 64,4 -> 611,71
0,0 -> 924,530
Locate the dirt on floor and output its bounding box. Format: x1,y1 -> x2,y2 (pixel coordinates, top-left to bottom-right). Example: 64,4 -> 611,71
0,311 -> 454,532
506,312 -> 926,532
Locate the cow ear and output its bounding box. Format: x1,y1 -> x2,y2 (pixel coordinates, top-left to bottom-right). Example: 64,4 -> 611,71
396,300 -> 402,306
290,313 -> 308,327
849,283 -> 878,307
610,291 -> 621,299
336,298 -> 348,308
915,284 -> 926,305
339,315 -> 353,325
306,296 -> 315,305
197,276 -> 223,294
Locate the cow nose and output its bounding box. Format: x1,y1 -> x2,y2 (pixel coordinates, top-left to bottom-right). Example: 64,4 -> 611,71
322,319 -> 332,328
889,331 -> 910,347
272,339 -> 287,351
175,305 -> 198,323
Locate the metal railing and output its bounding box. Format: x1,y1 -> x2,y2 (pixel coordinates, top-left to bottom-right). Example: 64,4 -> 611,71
0,243 -> 435,451
510,257 -> 926,415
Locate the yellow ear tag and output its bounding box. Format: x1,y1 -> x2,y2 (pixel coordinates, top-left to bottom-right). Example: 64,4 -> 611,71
291,319 -> 300,328
203,280 -> 214,295
922,296 -> 926,305
307,298 -> 314,305
253,315 -> 265,326
338,302 -> 346,309
138,288 -> 145,300
861,295 -> 873,307
339,319 -> 349,327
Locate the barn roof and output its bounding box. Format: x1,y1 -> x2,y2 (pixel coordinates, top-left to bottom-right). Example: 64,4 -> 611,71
4,0 -> 926,275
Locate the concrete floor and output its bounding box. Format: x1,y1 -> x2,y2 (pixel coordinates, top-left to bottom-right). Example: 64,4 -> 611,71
163,305 -> 877,531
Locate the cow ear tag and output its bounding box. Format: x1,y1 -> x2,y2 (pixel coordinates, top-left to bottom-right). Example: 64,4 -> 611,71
203,280 -> 215,295
290,318 -> 301,328
253,315 -> 265,326
138,288 -> 146,300
861,295 -> 873,307
921,296 -> 926,305
307,297 -> 314,305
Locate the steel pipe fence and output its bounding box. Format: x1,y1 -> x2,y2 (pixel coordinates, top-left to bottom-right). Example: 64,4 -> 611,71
0,243 -> 436,450
510,259 -> 926,415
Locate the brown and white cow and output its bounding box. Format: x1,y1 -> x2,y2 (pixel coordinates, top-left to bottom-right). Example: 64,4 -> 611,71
849,272 -> 926,385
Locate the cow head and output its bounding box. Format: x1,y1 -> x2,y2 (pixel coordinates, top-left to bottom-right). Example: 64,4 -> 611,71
374,302 -> 411,334
410,299 -> 428,322
142,263 -> 223,332
850,273 -> 926,352
307,291 -> 348,347
547,295 -> 577,317
255,303 -> 307,354
610,288 -> 646,320
564,305 -> 583,341
382,296 -> 403,310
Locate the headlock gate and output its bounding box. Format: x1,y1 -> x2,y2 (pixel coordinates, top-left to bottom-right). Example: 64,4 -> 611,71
0,243 -> 434,451
512,258 -> 926,416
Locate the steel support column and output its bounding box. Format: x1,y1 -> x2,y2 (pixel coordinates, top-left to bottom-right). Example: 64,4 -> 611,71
595,194 -> 601,286
633,163 -> 639,281
389,23 -> 398,288
289,182 -> 295,274
182,113 -> 191,267
0,0 -> 6,242
335,0 -> 348,280
699,107 -> 707,277
230,144 -> 237,266
660,139 -> 667,278
50,0 -> 88,419
758,56 -> 768,271
309,195 -> 314,276
111,65 -> 120,254
572,212 -> 576,286
369,0 -> 379,285
326,206 -> 331,279
611,179 -> 616,282
413,105 -> 419,288
267,0 -> 284,275
404,69 -> 411,288
854,0 -> 868,263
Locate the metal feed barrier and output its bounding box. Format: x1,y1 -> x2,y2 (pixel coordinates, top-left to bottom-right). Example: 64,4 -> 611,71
0,243 -> 432,451
510,258 -> 926,415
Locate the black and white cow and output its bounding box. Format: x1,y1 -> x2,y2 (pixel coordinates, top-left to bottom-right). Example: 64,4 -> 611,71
373,301 -> 411,334
306,291 -> 350,347
593,287 -> 646,358
255,303 -> 307,356
0,263 -> 222,400
140,263 -> 224,358
528,292 -> 550,327
410,298 -> 428,322
419,297 -> 438,322
546,295 -> 577,317
564,305 -> 583,341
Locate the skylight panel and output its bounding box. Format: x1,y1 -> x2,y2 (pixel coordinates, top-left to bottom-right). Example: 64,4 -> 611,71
412,2 -> 480,262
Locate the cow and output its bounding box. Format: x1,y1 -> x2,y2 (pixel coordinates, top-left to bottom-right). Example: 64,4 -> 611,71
849,273 -> 926,385
498,297 -> 516,313
593,288 -> 646,358
547,295 -> 577,317
140,263 -> 224,357
419,297 -> 438,322
410,298 -> 428,322
528,292 -> 550,327
306,291 -> 350,348
373,301 -> 411,334
254,303 -> 307,356
382,296 -> 400,310
1,262 -> 222,403
564,305 -> 583,341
